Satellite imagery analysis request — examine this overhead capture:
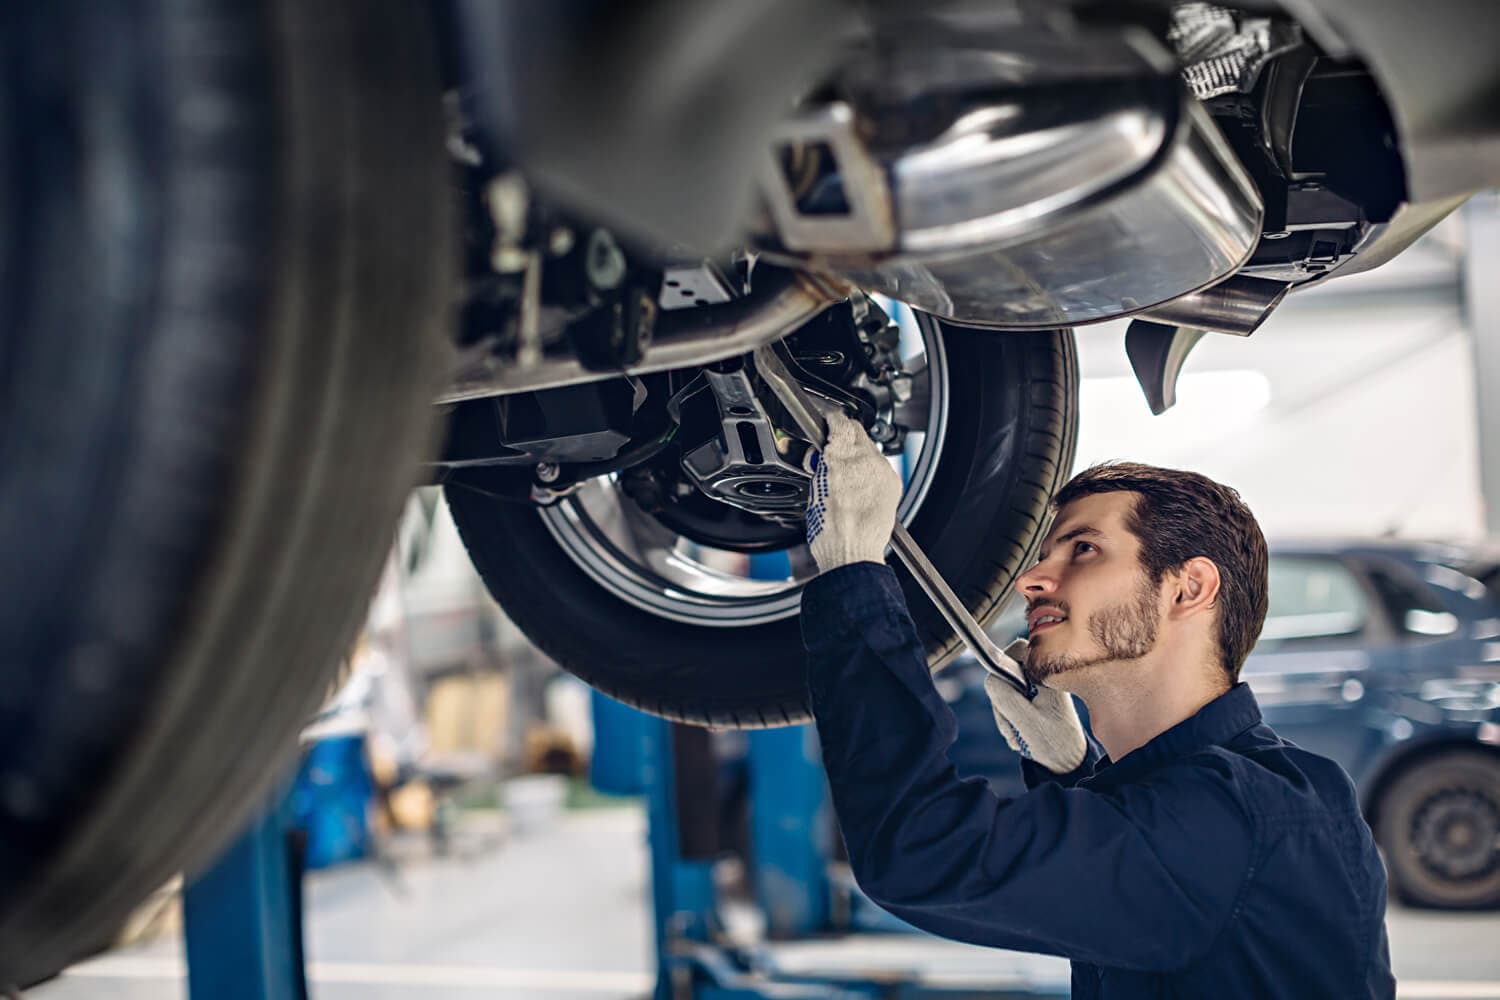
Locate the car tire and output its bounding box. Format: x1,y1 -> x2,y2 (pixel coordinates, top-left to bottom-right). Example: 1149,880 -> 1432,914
0,0 -> 452,984
1375,750 -> 1500,909
446,322 -> 1077,727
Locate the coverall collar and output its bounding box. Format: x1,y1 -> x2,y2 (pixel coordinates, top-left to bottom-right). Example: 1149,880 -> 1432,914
1081,682 -> 1263,789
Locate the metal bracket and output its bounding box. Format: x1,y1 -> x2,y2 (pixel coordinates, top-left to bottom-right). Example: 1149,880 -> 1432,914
757,102 -> 897,254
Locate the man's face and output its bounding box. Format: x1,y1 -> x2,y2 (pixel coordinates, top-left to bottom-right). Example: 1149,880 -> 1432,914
1013,492 -> 1163,683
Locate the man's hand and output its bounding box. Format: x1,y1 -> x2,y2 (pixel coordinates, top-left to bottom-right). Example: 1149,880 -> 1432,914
984,639 -> 1088,774
805,412 -> 902,573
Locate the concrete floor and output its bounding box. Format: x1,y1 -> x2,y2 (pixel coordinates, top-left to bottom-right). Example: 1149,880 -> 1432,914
34,805 -> 1500,1000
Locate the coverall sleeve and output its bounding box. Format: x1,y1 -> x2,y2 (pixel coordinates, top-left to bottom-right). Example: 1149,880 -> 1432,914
801,563 -> 1255,972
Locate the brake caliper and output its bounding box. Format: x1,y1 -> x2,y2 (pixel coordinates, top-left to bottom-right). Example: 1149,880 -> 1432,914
668,295 -> 911,526
673,365 -> 813,526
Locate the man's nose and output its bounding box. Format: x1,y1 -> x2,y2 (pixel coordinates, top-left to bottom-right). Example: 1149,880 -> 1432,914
1016,561 -> 1056,595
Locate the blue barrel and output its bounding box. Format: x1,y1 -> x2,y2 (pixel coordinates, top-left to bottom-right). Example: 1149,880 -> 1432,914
289,735 -> 374,869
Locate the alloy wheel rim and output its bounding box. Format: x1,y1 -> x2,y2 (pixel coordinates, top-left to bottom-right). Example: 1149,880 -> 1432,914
539,308 -> 950,626
1412,787 -> 1500,881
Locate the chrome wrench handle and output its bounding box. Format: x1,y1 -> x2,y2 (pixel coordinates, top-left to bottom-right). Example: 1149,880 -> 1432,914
889,524 -> 1036,697
752,343 -> 1036,698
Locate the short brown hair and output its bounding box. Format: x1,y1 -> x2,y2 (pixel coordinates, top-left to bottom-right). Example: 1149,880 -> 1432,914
1053,462 -> 1269,682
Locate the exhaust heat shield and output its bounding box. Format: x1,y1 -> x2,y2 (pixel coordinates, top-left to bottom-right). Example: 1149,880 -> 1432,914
756,77 -> 1263,329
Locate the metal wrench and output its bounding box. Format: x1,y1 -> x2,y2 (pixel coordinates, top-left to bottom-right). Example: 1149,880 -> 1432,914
752,343 -> 1037,698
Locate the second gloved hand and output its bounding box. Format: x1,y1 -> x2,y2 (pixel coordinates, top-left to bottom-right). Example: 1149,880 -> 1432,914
805,412 -> 903,573
983,638 -> 1088,774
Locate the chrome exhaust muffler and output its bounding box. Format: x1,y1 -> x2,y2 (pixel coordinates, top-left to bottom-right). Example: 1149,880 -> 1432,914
754,76 -> 1265,331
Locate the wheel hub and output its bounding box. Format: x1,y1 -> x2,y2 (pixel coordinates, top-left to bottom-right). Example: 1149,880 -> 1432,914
735,479 -> 801,501
1413,789 -> 1500,881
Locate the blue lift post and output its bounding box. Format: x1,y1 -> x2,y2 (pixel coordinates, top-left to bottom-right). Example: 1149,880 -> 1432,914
643,714 -> 723,1000
182,787 -> 308,1000
741,550 -> 833,940
643,714 -> 875,1000
745,725 -> 832,938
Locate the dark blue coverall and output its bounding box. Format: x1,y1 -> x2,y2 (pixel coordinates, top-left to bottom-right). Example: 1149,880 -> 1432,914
801,563 -> 1396,998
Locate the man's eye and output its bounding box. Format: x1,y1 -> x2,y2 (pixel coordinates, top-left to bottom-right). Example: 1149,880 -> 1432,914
1074,541 -> 1095,557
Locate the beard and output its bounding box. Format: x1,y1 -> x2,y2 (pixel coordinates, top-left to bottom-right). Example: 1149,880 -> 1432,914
1025,575 -> 1160,683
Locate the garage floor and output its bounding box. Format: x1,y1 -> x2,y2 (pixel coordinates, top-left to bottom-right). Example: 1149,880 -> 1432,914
33,806 -> 1500,1000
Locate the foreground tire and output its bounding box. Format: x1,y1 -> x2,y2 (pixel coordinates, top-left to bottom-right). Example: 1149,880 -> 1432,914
1376,751 -> 1500,909
448,321 -> 1077,727
0,0 -> 452,984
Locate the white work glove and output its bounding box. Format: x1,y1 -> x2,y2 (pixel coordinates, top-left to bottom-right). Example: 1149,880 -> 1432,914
983,639 -> 1088,774
805,412 -> 903,573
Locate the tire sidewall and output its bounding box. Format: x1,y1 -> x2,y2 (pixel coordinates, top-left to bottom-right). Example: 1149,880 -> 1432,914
0,0 -> 455,981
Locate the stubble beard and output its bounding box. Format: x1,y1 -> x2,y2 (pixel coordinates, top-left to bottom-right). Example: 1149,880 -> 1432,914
1025,576 -> 1160,684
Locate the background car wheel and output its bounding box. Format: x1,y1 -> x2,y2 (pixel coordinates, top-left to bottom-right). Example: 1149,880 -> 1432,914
0,0 -> 452,984
447,319 -> 1077,727
1376,751 -> 1500,909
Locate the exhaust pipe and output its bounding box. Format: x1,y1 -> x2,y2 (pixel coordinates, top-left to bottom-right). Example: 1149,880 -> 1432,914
1126,274 -> 1292,417
1138,274 -> 1291,337
437,270 -> 845,403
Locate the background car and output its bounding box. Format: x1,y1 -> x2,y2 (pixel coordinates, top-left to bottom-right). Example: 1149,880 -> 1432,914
944,539 -> 1500,909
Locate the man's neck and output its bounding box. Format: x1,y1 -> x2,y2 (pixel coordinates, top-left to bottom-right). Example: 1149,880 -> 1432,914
1061,659 -> 1229,762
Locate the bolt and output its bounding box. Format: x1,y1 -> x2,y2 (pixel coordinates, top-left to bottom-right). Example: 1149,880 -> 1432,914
491,245 -> 530,274
869,419 -> 895,443
484,174 -> 529,239
585,230 -> 627,290
633,294 -> 657,352
535,462 -> 561,483
548,227 -> 576,256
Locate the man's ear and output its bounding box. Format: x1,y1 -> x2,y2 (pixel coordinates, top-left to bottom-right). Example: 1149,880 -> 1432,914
1169,557 -> 1221,619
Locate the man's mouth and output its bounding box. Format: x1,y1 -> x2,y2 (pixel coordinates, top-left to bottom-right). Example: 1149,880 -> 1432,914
1027,608 -> 1068,633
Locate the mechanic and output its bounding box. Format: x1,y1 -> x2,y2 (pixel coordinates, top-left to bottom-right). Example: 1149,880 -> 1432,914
800,414 -> 1395,998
